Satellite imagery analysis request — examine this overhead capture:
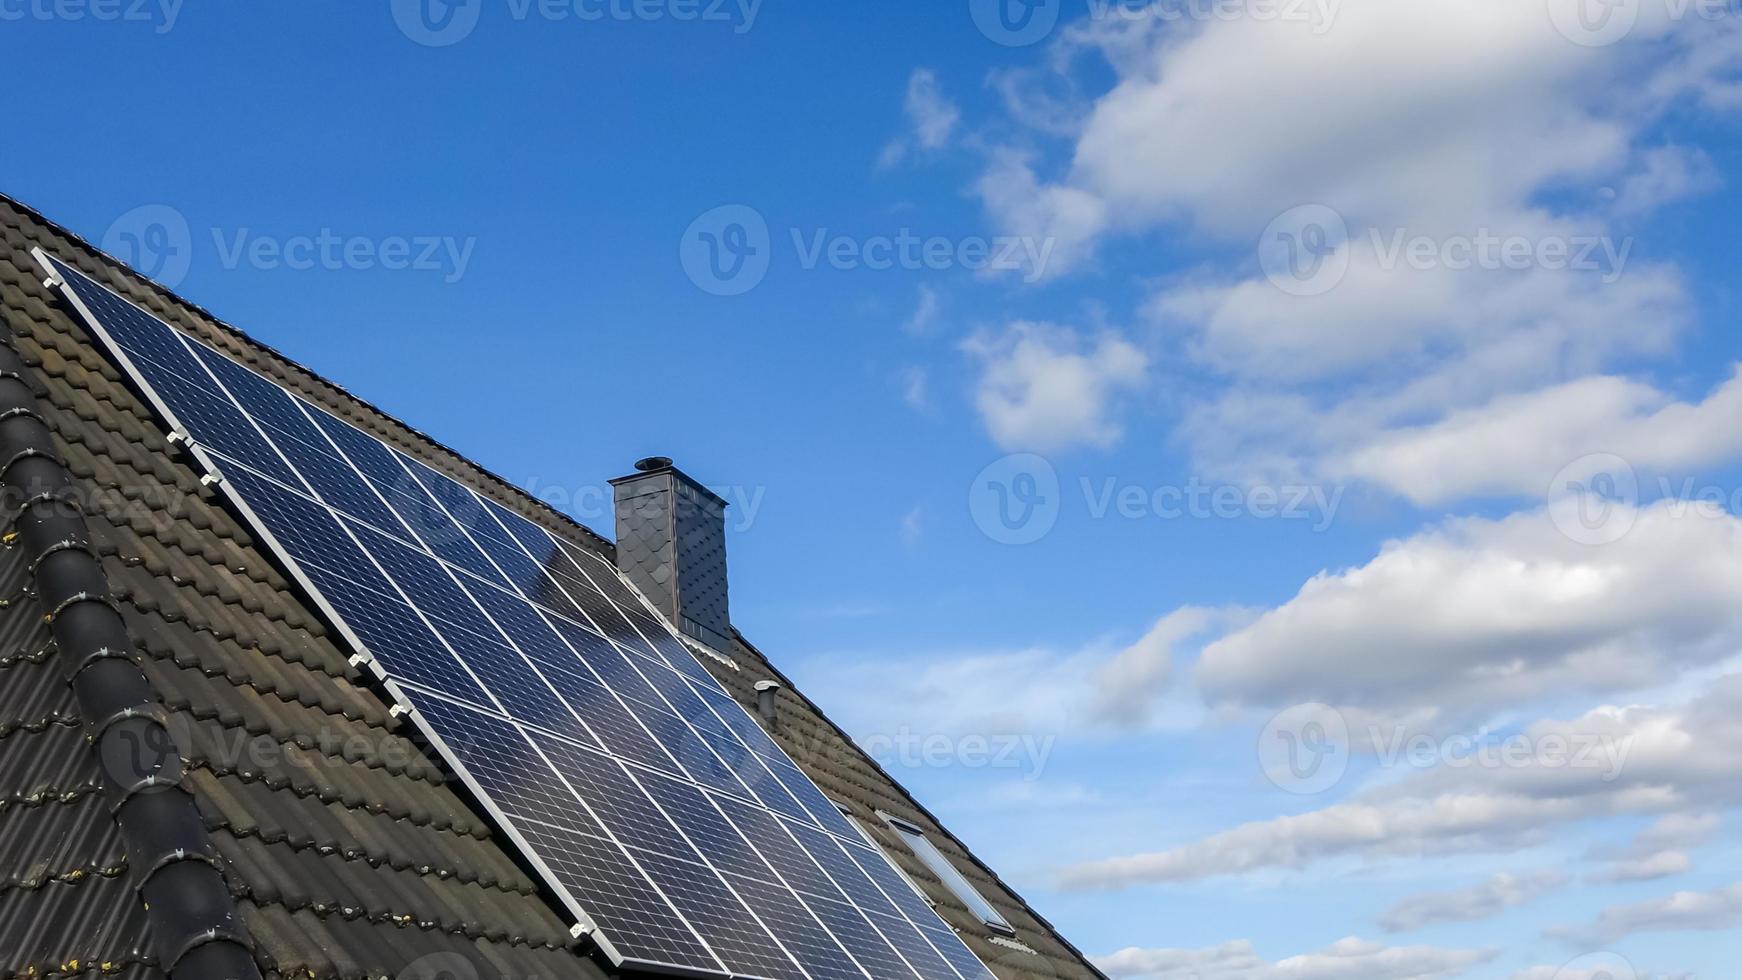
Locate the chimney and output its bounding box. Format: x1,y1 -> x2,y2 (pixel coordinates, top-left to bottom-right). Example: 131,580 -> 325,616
609,456 -> 733,651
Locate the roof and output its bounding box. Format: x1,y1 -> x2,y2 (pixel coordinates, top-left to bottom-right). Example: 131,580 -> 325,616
0,193 -> 1102,980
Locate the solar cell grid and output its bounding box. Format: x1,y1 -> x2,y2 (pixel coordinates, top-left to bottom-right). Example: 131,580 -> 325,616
919,926 -> 997,980
806,899 -> 919,980
730,873 -> 875,980
41,250 -> 996,980
635,849 -> 809,980
870,913 -> 958,980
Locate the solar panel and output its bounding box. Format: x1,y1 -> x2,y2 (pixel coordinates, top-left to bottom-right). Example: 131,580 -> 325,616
36,249 -> 997,980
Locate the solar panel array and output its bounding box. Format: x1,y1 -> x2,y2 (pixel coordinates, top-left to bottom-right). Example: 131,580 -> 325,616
38,250 -> 997,980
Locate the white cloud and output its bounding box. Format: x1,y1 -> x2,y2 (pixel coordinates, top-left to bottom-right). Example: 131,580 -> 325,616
1091,607 -> 1219,728
904,69 -> 958,149
1195,502 -> 1742,725
802,614 -> 1221,741
1059,676 -> 1742,888
1378,871 -> 1565,933
1146,239 -> 1687,387
1063,795 -> 1588,889
898,365 -> 929,410
1588,812 -> 1719,883
805,644 -> 1105,741
903,284 -> 942,335
986,0 -> 1736,256
1551,881 -> 1742,944
976,150 -> 1109,278
899,505 -> 923,550
961,321 -> 1147,452
880,69 -> 960,167
1097,937 -> 1495,980
1593,849 -> 1691,883
1332,368 -> 1742,506
1611,145 -> 1722,217
1506,967 -> 1684,980
975,0 -> 1740,493
1098,940 -> 1264,978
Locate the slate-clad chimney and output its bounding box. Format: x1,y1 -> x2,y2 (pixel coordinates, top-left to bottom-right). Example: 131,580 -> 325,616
610,457 -> 733,651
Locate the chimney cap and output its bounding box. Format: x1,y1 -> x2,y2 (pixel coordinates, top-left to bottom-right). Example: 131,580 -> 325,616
612,458 -> 730,509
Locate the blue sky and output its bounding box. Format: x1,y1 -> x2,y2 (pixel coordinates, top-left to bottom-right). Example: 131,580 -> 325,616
7,2 -> 1742,978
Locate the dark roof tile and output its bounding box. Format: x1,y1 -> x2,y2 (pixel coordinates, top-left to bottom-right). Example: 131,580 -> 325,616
0,725 -> 102,811
0,794 -> 128,893
0,864 -> 155,979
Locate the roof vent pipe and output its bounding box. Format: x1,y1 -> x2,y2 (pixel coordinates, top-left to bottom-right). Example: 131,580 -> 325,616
754,680 -> 781,727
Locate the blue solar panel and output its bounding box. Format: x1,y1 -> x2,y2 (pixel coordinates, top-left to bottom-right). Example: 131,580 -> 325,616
40,249 -> 994,980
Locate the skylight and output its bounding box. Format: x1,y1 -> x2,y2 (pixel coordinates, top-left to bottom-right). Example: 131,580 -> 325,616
881,815 -> 1014,935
